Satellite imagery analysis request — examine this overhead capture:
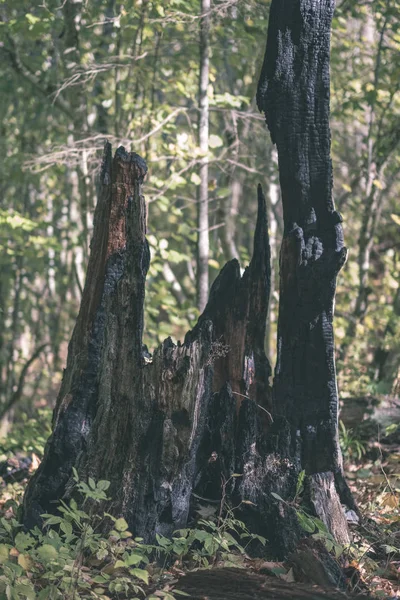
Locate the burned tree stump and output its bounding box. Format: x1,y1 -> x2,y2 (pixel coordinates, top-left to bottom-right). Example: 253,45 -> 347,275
22,145 -> 278,542
23,145 -> 286,549
23,0 -> 355,562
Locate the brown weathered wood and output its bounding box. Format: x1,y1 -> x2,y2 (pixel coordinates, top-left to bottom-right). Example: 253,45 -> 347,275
174,568 -> 370,600
23,144 -> 150,527
309,473 -> 350,546
289,538 -> 346,589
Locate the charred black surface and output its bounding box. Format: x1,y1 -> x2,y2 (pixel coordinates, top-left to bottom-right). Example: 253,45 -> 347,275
23,144 -> 149,527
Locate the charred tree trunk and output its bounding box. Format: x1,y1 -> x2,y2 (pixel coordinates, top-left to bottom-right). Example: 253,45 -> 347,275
23,0 -> 355,562
257,0 -> 356,521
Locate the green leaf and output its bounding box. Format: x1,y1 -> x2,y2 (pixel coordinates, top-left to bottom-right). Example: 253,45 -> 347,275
93,575 -> 108,583
114,518 -> 129,532
97,480 -> 111,491
13,583 -> 36,599
60,520 -> 73,536
130,567 -> 149,584
252,534 -> 267,545
14,532 -> 35,552
125,553 -> 143,566
114,560 -> 126,569
297,511 -> 316,533
334,543 -> 344,558
271,492 -> 285,502
313,518 -> 329,534
120,530 -> 132,539
26,13 -> 41,25
295,470 -> 306,497
190,172 -> 201,185
0,209 -> 36,232
0,544 -> 9,563
18,553 -> 34,571
37,543 -> 58,563
385,423 -> 399,435
391,214 -> 400,226
156,534 -> 170,548
43,516 -> 63,526
194,530 -> 209,542
209,134 -> 223,148
269,566 -> 288,575
208,259 -> 220,269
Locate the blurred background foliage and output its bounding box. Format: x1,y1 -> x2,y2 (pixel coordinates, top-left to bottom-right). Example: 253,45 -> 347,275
0,0 -> 399,434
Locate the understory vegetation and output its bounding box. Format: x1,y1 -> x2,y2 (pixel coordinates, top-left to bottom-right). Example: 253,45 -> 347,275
0,415 -> 399,598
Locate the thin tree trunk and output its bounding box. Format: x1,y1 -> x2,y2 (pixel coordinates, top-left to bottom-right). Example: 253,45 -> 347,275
265,147 -> 280,364
197,0 -> 210,312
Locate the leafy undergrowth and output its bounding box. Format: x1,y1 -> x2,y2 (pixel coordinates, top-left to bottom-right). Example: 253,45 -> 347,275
0,414 -> 398,599
0,462 -> 266,599
340,421 -> 400,598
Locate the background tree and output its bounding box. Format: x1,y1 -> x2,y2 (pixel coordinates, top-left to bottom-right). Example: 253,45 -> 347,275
197,0 -> 211,312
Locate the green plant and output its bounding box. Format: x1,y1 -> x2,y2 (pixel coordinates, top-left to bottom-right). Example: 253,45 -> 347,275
0,469 -> 266,599
157,513 -> 265,571
0,473 -> 157,599
339,420 -> 367,461
0,408 -> 52,460
384,423 -> 399,437
155,473 -> 266,570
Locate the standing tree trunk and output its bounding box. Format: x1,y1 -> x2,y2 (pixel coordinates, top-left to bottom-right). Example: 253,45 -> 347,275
197,0 -> 210,312
23,0 -> 355,561
257,0 -> 355,517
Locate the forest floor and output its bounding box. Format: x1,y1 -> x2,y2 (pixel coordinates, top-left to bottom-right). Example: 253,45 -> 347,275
0,402 -> 399,599
340,418 -> 400,597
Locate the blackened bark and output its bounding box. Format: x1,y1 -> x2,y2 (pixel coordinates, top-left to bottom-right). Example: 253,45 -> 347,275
257,0 -> 355,520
